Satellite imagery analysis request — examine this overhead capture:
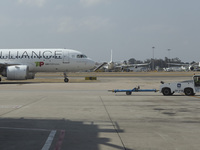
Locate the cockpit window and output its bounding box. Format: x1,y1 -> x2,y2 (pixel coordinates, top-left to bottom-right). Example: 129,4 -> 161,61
77,54 -> 87,58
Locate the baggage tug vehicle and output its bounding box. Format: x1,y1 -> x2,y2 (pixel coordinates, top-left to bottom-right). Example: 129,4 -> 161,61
111,75 -> 200,96
160,75 -> 200,96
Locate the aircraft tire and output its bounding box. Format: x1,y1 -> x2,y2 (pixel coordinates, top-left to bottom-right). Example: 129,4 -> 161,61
126,91 -> 132,95
64,78 -> 69,83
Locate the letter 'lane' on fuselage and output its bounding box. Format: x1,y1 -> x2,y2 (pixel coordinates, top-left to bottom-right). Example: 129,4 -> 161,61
0,50 -> 63,59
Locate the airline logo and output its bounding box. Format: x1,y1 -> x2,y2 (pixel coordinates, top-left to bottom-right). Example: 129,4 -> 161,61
35,62 -> 44,67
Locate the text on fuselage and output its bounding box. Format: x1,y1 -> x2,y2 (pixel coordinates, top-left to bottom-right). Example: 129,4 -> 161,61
0,50 -> 63,59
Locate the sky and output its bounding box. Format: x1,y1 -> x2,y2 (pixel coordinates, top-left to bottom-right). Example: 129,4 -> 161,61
0,0 -> 200,63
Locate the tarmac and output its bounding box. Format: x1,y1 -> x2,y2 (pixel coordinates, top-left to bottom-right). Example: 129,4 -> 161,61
0,72 -> 200,150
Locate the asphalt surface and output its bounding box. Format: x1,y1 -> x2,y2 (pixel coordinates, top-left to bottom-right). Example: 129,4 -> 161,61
0,73 -> 200,150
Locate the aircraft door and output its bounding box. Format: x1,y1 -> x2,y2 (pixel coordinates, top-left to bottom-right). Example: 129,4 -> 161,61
63,50 -> 70,63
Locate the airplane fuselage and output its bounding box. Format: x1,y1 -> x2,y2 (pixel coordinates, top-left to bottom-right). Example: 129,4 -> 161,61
0,49 -> 95,81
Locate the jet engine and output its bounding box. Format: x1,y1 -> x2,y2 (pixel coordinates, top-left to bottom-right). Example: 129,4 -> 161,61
2,65 -> 35,80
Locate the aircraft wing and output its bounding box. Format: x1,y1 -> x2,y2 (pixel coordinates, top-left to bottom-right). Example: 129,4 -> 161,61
121,62 -> 151,68
190,62 -> 200,67
0,62 -> 20,67
167,63 -> 189,66
0,63 -> 22,72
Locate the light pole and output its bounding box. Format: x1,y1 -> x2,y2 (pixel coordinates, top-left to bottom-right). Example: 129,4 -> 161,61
152,46 -> 155,70
167,49 -> 171,68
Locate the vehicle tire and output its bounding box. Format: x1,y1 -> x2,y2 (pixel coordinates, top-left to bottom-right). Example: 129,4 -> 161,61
162,88 -> 171,96
64,78 -> 69,83
184,88 -> 194,96
126,91 -> 132,95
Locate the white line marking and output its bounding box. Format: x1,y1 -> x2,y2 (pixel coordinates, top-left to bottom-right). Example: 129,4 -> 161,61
41,130 -> 57,150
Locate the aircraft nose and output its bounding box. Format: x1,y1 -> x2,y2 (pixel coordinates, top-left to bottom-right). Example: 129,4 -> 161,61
88,59 -> 96,69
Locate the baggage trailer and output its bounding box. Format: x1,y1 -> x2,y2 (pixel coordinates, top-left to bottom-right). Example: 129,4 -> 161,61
110,86 -> 158,95
160,74 -> 200,96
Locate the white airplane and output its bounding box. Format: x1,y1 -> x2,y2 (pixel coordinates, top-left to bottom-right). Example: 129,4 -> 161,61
163,66 -> 186,72
0,49 -> 95,82
120,61 -> 151,72
166,62 -> 200,71
94,50 -> 150,72
189,62 -> 200,71
94,50 -> 115,72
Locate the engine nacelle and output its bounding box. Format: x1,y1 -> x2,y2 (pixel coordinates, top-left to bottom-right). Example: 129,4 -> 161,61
6,65 -> 29,80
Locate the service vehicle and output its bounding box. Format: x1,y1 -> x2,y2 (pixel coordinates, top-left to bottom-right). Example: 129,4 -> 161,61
160,75 -> 200,96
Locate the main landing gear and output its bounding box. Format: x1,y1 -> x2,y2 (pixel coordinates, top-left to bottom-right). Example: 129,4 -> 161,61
63,72 -> 69,83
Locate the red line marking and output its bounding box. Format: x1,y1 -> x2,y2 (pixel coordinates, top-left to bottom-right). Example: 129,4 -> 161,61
54,130 -> 66,150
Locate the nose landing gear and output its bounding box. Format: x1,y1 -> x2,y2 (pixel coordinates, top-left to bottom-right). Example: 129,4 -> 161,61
64,72 -> 69,83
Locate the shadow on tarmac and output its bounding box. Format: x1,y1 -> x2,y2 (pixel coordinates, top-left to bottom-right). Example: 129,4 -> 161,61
0,118 -> 132,150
